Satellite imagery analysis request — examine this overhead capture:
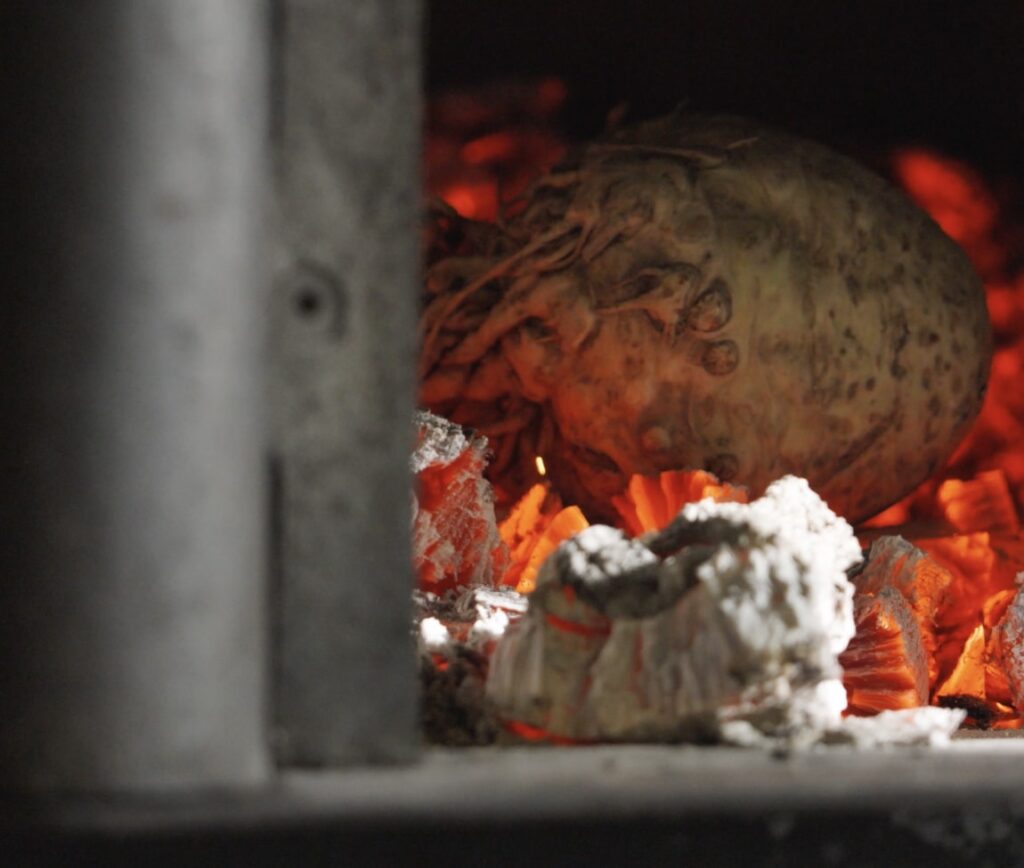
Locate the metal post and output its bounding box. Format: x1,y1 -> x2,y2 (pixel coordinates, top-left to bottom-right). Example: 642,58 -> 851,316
269,0 -> 421,764
1,1 -> 269,790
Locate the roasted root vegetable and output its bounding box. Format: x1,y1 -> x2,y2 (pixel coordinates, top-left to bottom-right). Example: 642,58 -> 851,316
421,114 -> 991,523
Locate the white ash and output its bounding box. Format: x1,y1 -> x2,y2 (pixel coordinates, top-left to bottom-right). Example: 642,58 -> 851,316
418,616 -> 452,654
487,476 -> 861,745
458,586 -> 529,618
656,475 -> 861,655
823,707 -> 967,749
410,410 -> 477,473
469,607 -> 512,645
415,587 -> 526,645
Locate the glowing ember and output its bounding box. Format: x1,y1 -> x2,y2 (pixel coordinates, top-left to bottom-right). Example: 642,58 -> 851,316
496,469 -> 750,593
936,471 -> 1020,535
497,483 -> 588,593
846,535 -> 951,691
936,623 -> 987,703
425,77 -> 569,222
840,588 -> 929,715
611,469 -> 748,538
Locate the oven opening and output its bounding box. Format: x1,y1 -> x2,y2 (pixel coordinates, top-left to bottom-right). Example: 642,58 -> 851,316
5,0 -> 1024,863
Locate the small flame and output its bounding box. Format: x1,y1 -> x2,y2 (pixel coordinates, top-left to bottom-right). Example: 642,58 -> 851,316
535,456 -> 546,476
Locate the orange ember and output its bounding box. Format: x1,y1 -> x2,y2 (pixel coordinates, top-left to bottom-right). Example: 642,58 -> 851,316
936,623 -> 987,702
502,719 -> 589,746
936,471 -> 1019,535
497,469 -> 751,593
498,483 -> 588,593
611,469 -> 748,538
425,77 -> 569,222
841,589 -> 929,715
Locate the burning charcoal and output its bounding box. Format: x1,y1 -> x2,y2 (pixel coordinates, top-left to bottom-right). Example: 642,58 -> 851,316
610,469 -> 748,537
498,483 -> 589,593
854,536 -> 953,625
487,476 -> 861,745
426,77 -> 568,223
841,588 -> 929,714
935,470 -> 1020,535
935,624 -> 987,703
412,410 -> 508,592
851,535 -> 952,685
983,589 -> 1019,709
993,583 -> 1024,712
914,533 -> 1003,684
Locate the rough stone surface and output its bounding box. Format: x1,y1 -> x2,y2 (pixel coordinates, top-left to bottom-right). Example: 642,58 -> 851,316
269,0 -> 421,765
2,0 -> 269,790
9,741 -> 1024,867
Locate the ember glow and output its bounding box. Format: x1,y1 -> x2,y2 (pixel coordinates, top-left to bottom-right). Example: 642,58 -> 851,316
425,77 -> 568,223
419,82 -> 1024,734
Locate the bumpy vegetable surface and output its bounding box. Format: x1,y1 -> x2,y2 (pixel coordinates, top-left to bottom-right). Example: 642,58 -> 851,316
420,114 -> 991,523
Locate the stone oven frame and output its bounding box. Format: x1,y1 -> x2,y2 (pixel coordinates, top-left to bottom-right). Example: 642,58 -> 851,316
4,1 -> 1024,863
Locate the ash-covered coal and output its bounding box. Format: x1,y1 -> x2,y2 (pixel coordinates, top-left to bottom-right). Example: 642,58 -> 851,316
412,411 -> 508,593
487,476 -> 862,746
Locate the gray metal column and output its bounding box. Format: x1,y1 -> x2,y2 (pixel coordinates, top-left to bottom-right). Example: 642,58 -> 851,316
1,2 -> 269,789
269,0 -> 421,764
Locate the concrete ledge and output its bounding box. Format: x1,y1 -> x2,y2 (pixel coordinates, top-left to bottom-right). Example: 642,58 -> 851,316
5,742 -> 1024,865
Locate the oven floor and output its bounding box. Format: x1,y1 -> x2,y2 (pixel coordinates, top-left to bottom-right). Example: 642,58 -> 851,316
7,737 -> 1024,866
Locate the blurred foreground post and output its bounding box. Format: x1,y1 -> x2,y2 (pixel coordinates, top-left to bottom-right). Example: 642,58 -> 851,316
1,0 -> 270,789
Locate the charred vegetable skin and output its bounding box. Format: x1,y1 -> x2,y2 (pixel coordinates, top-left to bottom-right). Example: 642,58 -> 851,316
421,115 -> 992,523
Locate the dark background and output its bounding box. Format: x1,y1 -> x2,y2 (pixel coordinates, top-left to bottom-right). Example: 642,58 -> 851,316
427,0 -> 1024,175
